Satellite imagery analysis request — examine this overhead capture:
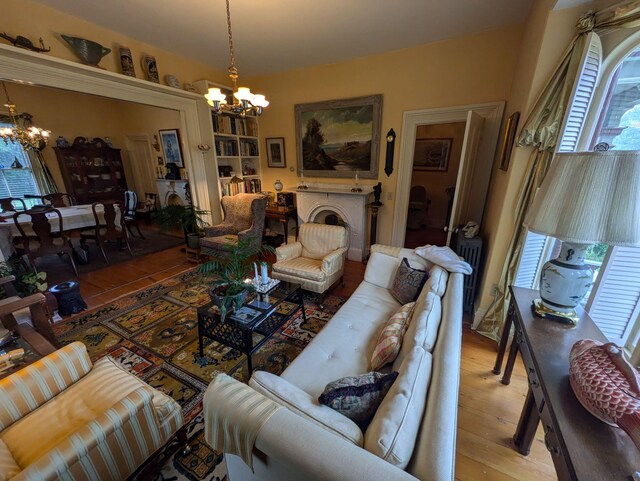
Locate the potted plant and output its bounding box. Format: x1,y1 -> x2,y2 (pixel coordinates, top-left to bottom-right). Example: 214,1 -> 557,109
152,204 -> 209,248
198,236 -> 274,321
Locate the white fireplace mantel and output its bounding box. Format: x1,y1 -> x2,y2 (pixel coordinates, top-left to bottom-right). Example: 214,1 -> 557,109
294,185 -> 373,261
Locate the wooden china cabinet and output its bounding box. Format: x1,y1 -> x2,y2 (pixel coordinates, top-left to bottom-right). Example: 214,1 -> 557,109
53,137 -> 128,205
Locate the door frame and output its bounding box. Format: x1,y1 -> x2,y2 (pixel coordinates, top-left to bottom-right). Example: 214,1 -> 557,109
391,101 -> 505,247
0,43 -> 221,224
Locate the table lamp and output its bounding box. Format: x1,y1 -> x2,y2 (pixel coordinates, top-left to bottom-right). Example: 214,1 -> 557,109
523,150 -> 640,324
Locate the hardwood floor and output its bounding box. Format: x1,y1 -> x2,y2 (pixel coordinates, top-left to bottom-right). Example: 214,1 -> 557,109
75,253 -> 556,481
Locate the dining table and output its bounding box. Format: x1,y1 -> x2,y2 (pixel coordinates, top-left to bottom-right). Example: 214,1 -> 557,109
0,204 -> 118,261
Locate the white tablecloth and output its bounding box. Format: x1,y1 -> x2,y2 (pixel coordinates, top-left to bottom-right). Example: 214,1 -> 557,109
0,205 -> 119,261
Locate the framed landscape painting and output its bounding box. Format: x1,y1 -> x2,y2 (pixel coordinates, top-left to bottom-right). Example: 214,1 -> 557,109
295,95 -> 382,178
413,138 -> 452,171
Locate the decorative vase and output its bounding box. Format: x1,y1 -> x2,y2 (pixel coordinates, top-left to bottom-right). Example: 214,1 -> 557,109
537,241 -> 593,322
274,180 -> 283,192
570,339 -> 640,449
61,35 -> 111,67
208,282 -> 249,322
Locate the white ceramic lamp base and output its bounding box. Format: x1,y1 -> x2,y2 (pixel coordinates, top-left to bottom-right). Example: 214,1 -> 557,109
534,241 -> 594,324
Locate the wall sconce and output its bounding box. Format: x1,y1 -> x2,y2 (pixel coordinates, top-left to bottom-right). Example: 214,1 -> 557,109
384,128 -> 396,177
197,144 -> 211,151
152,135 -> 161,152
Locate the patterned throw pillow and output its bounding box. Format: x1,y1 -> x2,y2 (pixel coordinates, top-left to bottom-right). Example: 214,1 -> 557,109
370,302 -> 416,370
390,258 -> 429,304
319,371 -> 398,430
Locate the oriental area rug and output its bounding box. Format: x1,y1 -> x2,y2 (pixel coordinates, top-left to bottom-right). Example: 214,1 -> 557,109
53,268 -> 345,481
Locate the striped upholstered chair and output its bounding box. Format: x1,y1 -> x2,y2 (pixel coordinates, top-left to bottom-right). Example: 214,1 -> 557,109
0,342 -> 185,480
271,223 -> 348,295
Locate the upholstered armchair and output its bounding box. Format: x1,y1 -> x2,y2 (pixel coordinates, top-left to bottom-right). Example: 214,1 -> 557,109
271,223 -> 348,294
0,342 -> 186,481
200,193 -> 268,254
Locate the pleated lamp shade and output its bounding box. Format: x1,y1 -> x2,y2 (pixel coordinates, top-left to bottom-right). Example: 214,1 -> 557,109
524,151 -> 640,246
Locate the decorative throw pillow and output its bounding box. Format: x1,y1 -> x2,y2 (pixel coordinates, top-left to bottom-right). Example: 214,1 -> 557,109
370,302 -> 416,370
390,258 -> 429,304
318,371 -> 398,430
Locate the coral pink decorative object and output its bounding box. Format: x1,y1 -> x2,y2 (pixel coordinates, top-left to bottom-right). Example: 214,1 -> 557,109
570,339 -> 640,450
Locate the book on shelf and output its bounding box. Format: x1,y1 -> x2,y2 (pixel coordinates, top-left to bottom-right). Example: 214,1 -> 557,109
212,114 -> 258,137
221,178 -> 262,196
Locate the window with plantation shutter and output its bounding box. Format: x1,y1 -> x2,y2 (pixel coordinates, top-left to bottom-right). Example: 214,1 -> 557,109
558,32 -> 602,152
514,32 -> 602,288
0,122 -> 41,202
514,231 -> 550,289
585,246 -> 640,345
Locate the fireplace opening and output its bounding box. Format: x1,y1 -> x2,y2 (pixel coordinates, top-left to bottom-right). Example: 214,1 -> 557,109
313,209 -> 347,227
166,192 -> 184,206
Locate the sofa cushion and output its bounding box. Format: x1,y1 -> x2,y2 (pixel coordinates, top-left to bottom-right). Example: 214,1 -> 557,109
390,258 -> 428,304
249,371 -> 364,446
423,264 -> 448,297
365,346 -> 432,468
282,281 -> 400,398
0,439 -> 19,480
0,355 -> 171,467
364,252 -> 401,289
393,292 -> 441,370
272,257 -> 325,281
319,371 -> 398,430
370,302 -> 416,370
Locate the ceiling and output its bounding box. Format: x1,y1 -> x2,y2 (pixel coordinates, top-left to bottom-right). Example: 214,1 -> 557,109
33,0 -> 534,77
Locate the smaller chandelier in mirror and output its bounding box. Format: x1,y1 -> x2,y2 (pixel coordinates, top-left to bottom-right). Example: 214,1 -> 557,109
0,82 -> 50,151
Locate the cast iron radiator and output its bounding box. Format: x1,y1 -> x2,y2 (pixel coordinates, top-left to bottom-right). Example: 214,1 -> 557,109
453,236 -> 483,315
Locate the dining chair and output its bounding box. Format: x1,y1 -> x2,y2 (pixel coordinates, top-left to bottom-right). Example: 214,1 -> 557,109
42,192 -> 76,208
0,197 -> 26,213
80,200 -> 133,264
136,192 -> 158,224
123,190 -> 145,239
13,206 -> 78,276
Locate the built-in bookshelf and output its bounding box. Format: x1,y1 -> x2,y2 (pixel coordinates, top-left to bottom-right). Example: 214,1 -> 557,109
194,80 -> 263,198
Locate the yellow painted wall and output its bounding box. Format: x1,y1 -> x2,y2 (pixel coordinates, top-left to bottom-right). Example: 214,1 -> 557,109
411,122 -> 466,228
5,82 -> 181,197
3,0 -> 227,87
249,25 -> 524,246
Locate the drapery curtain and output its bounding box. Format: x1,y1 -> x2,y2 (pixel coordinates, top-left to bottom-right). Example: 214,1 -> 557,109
474,2 -> 640,341
0,112 -> 59,195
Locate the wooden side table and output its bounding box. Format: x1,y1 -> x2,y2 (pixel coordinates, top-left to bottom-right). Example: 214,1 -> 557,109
265,206 -> 298,244
496,286 -> 640,480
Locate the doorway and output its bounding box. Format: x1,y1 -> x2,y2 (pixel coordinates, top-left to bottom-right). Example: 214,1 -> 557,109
404,122 -> 466,248
392,102 -> 505,248
125,134 -> 158,197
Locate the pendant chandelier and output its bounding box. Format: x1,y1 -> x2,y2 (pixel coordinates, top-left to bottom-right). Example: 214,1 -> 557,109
204,0 -> 269,116
0,82 -> 50,152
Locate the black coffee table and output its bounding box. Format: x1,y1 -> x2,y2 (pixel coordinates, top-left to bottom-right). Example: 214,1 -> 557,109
197,281 -> 305,375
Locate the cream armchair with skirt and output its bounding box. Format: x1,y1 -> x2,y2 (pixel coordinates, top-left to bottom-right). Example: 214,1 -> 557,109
0,342 -> 186,480
271,223 -> 347,295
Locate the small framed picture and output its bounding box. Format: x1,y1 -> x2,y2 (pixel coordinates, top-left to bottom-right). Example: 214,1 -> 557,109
266,137 -> 286,168
158,129 -> 184,167
498,112 -> 520,171
157,156 -> 164,165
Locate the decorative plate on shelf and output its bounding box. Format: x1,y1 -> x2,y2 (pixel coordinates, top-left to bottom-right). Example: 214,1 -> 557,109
164,74 -> 180,89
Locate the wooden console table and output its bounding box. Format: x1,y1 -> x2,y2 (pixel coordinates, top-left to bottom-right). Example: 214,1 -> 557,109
265,206 -> 298,244
495,286 -> 640,480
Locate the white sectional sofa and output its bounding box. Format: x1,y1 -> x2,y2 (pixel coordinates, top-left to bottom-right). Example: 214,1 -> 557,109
204,244 -> 464,481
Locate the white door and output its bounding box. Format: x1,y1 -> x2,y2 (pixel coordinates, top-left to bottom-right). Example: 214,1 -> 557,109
445,110 -> 485,245
124,134 -> 157,197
